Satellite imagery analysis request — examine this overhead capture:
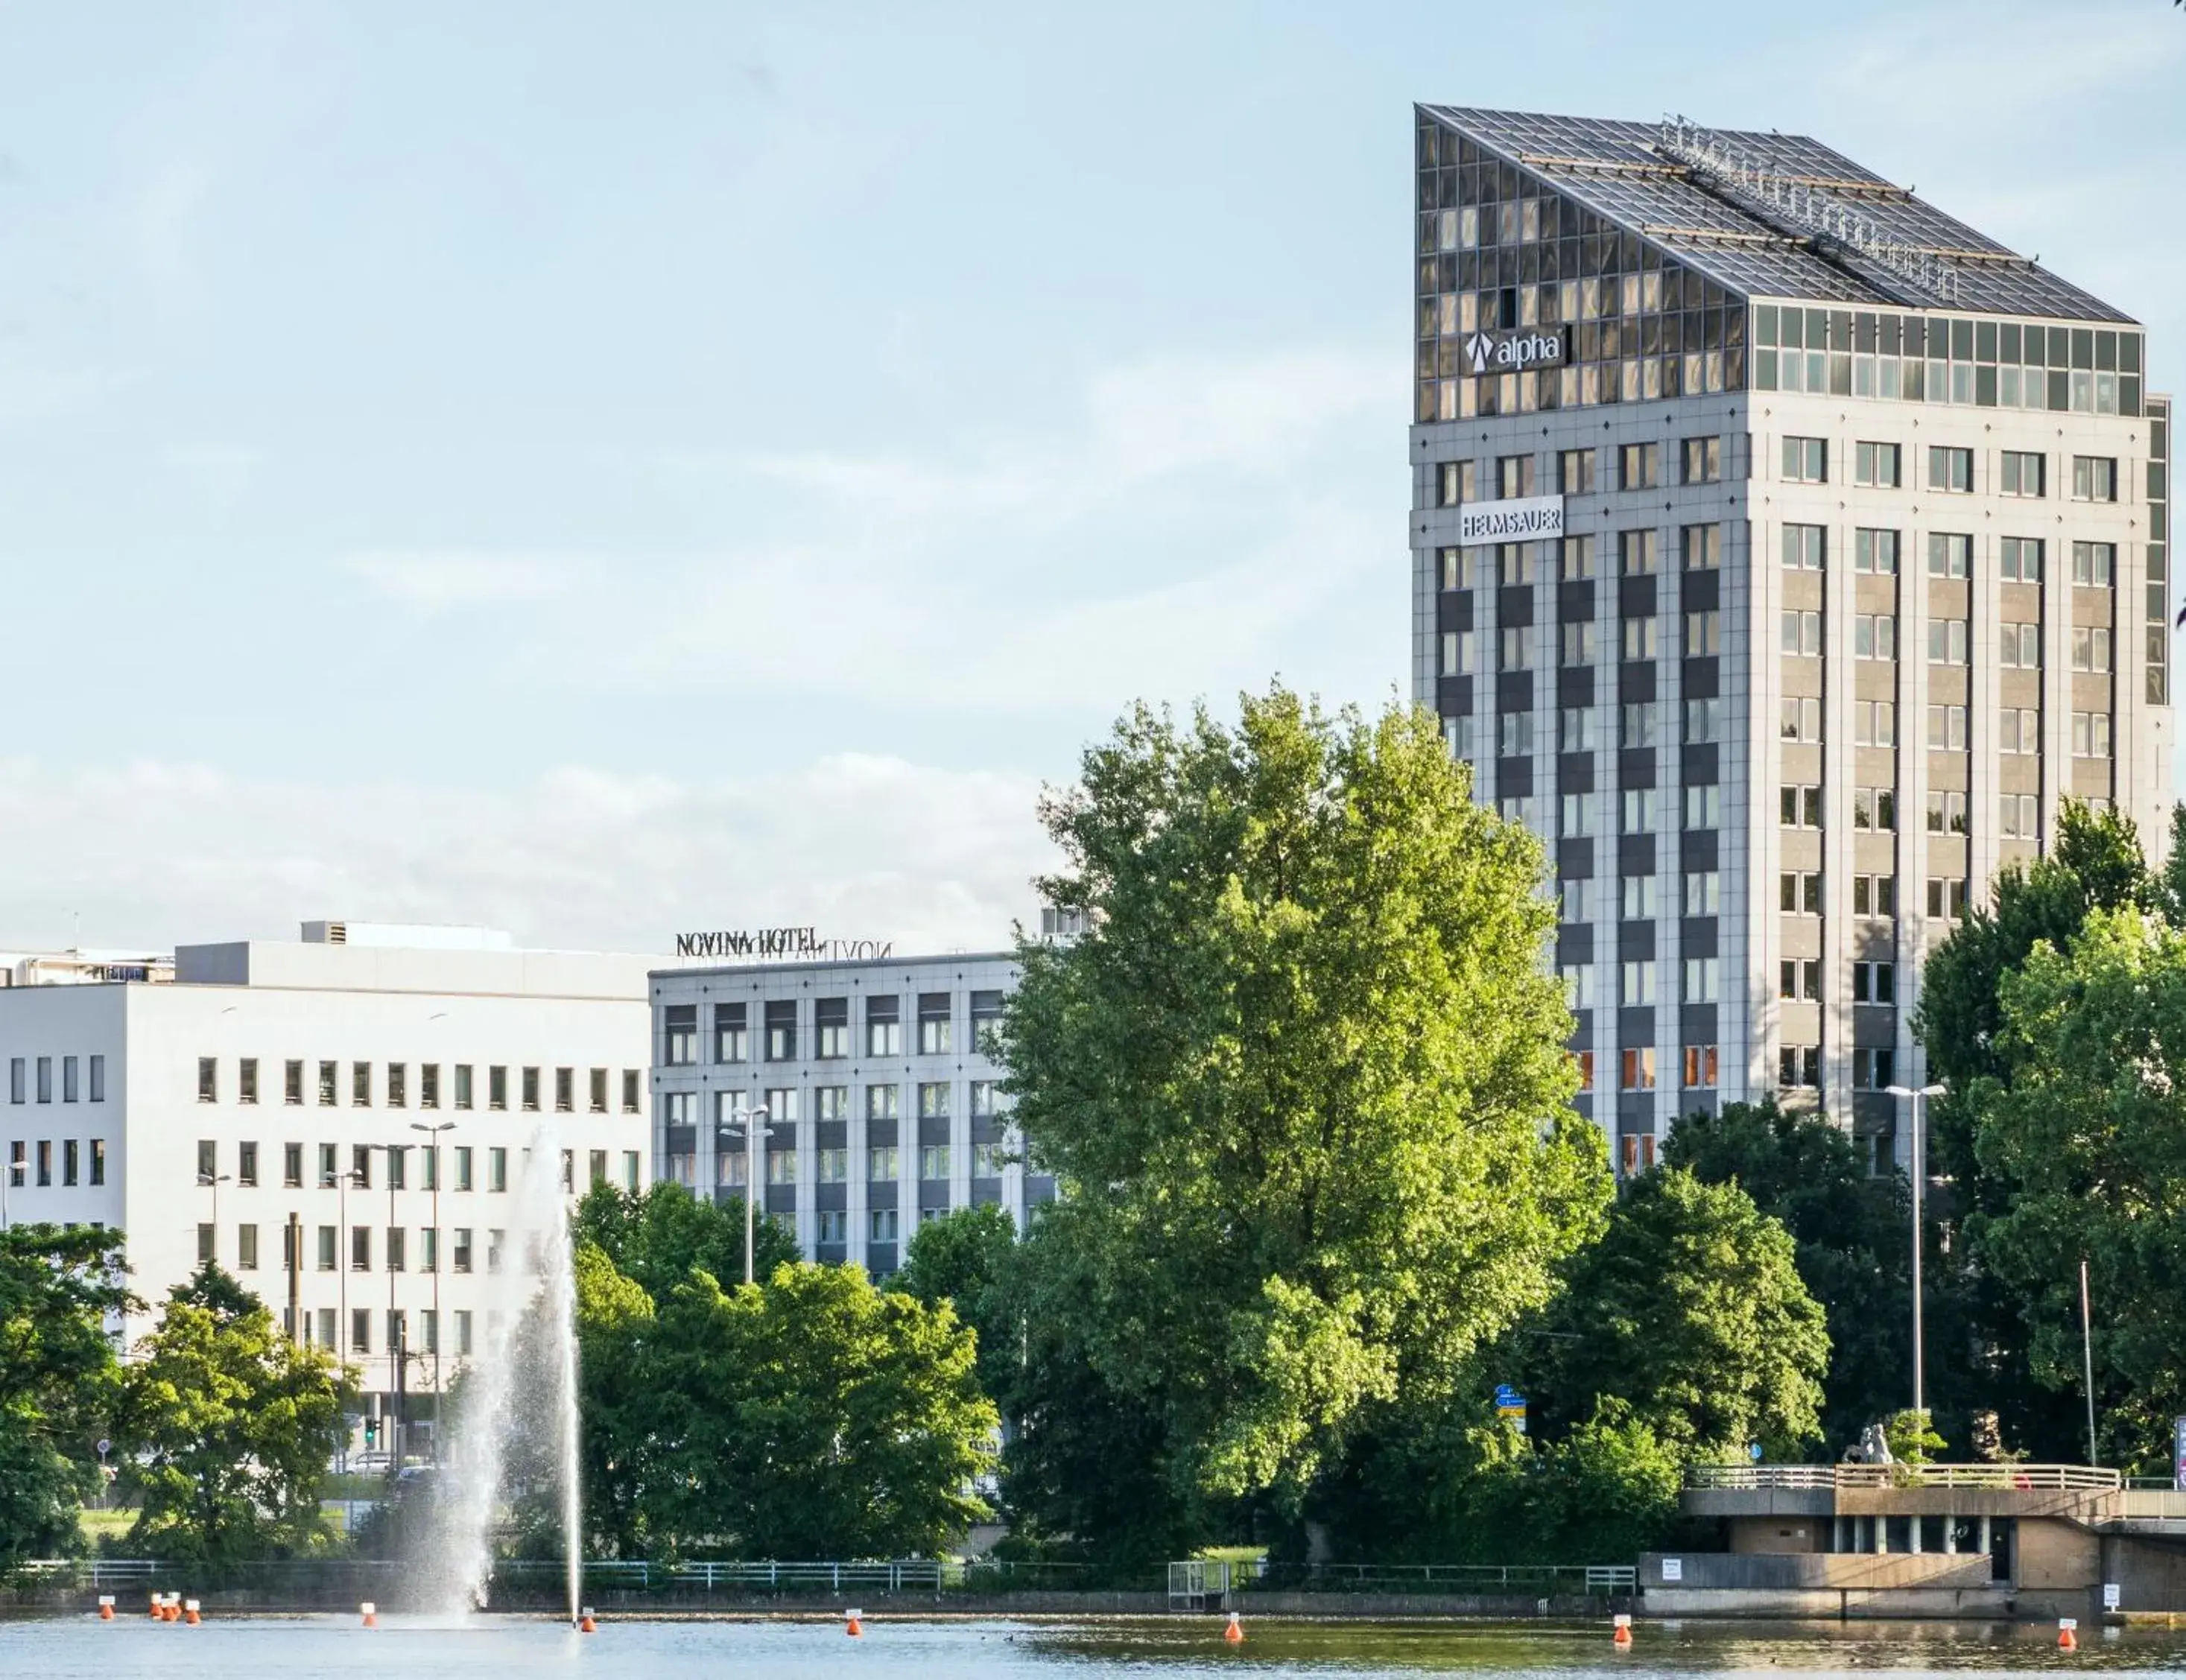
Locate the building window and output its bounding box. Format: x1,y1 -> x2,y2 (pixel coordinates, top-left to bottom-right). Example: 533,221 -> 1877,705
489,1147 -> 508,1193
815,998 -> 850,1059
1685,609 -> 1720,656
58,1056 -> 77,1104
34,1140 -> 51,1187
920,1144 -> 951,1182
624,1150 -> 641,1191
2000,706 -> 2041,753
1779,784 -> 1823,828
2000,537 -> 2044,583
1501,711 -> 1537,756
1440,630 -> 1475,676
1684,871 -> 1720,916
1780,697 -> 1823,743
918,1081 -> 951,1119
236,1140 -> 258,1188
89,1138 -> 105,1187
1928,446 -> 1974,492
316,1142 -> 337,1188
1926,878 -> 1971,919
236,1223 -> 258,1271
2000,792 -> 2041,841
1680,436 -> 1721,484
1778,1046 -> 1822,1089
7,1141 -> 22,1188
487,1229 -> 505,1272
1781,524 -> 1825,571
1681,523 -> 1722,571
1682,1045 -> 1719,1089
1924,790 -> 1969,834
352,1144 -> 372,1191
453,1228 -> 474,1274
1497,454 -> 1537,498
1927,705 -> 1968,751
351,1310 -> 370,1356
1851,961 -> 1898,1005
551,1067 -> 572,1113
1561,533 -> 1597,579
762,1087 -> 800,1123
1622,789 -> 1661,833
711,1002 -> 748,1063
1619,1048 -> 1656,1091
454,1064 -> 474,1110
765,1150 -> 796,1187
1854,614 -> 1897,661
1559,622 -> 1596,666
1618,529 -> 1658,577
1620,1133 -> 1656,1176
1436,459 -> 1477,507
1620,874 -> 1658,919
314,1061 -> 336,1106
868,1083 -> 901,1120
588,1068 -> 607,1115
869,1208 -> 900,1243
1683,957 -> 1720,1004
971,991 -> 1004,1055
1779,872 -> 1824,915
347,1062 -> 369,1106
2072,542 -> 2116,586
2071,711 -> 2114,758
1854,441 -> 1902,487
1782,436 -> 1827,483
454,1147 -> 474,1191
764,1001 -> 798,1061
2071,626 -> 2114,673
1621,617 -> 1657,661
60,1138 -> 77,1186
1927,533 -> 1971,578
1928,618 -> 1970,665
1620,960 -> 1657,1007
2000,451 -> 2045,497
1854,1048 -> 1898,1091
1683,784 -> 1720,830
1781,609 -> 1822,657
2073,455 -> 2119,501
1558,448 -> 1597,494
622,1070 -> 641,1114
1852,787 -> 1898,831
7,1058 -> 19,1104
1500,626 -> 1531,670
869,1144 -> 900,1182
1854,528 -> 1899,574
1619,442 -> 1661,490
489,1066 -> 507,1111
197,1223 -> 215,1264
197,1057 -> 217,1103
1778,960 -> 1822,1002
817,1148 -> 849,1185
351,1226 -> 372,1272
917,994 -> 952,1056
815,1085 -> 850,1123
665,1004 -> 698,1065
197,1138 -> 217,1182
317,1225 -> 337,1271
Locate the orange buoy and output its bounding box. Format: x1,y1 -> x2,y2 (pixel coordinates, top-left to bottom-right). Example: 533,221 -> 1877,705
148,1596 -> 162,1620
162,1597 -> 180,1623
846,1608 -> 864,1638
1612,1614 -> 1634,1648
580,1608 -> 598,1634
1223,1611 -> 1244,1643
98,1596 -> 115,1621
2060,1619 -> 2079,1651
183,1599 -> 201,1625
361,1601 -> 378,1629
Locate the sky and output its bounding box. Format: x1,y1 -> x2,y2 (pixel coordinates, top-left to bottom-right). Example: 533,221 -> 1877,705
1,0 -> 2181,957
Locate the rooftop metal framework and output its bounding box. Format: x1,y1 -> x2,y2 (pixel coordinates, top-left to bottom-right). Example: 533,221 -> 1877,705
1419,106 -> 2132,323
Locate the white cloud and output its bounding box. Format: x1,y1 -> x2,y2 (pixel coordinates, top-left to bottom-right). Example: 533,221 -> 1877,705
0,753 -> 1054,960
340,550 -> 590,613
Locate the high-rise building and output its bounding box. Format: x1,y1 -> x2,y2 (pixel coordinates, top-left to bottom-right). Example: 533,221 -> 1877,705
1410,107 -> 2171,1173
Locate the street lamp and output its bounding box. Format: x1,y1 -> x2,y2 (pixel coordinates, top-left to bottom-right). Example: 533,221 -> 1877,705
717,1106 -> 773,1285
1885,1082 -> 1948,1416
411,1120 -> 457,1460
197,1171 -> 232,1267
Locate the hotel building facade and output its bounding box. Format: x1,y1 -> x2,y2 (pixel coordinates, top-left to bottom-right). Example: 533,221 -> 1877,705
1410,108 -> 2171,1170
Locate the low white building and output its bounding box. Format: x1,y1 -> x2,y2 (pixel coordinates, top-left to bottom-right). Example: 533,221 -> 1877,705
0,922 -> 653,1452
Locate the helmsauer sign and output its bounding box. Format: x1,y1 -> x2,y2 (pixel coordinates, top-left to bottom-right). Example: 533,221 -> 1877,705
674,927 -> 895,961
1457,494 -> 1565,545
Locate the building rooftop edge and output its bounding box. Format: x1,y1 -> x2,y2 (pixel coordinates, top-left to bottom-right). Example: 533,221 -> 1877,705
650,949 -> 1020,982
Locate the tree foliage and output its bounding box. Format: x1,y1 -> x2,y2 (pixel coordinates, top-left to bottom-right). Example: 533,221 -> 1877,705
1532,1169 -> 1828,1456
1001,688 -> 1610,1559
1664,1100 -> 1911,1448
574,1247 -> 998,1560
886,1202 -> 1021,1404
115,1263 -> 355,1562
0,1224 -> 132,1570
572,1182 -> 797,1300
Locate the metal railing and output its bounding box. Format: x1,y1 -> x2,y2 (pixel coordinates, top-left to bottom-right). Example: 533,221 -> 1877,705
494,1558 -> 945,1592
1688,1462 -> 2121,1492
1167,1559 -> 1635,1606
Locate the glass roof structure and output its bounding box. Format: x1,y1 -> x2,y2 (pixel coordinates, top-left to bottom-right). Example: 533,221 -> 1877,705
1419,106 -> 2131,324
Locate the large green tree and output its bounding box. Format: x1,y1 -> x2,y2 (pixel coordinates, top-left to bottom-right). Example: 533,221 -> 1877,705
887,1202 -> 1021,1404
1002,688 -> 1610,1561
1530,1169 -> 1828,1457
0,1224 -> 131,1570
573,1181 -> 796,1300
116,1264 -> 355,1562
1962,907 -> 2186,1465
1664,1100 -> 1913,1448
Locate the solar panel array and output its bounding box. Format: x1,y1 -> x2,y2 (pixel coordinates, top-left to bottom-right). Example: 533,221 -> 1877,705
1420,106 -> 2130,323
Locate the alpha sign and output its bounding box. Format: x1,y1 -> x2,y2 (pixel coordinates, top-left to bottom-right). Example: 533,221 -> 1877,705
1457,494 -> 1565,545
1460,324 -> 1568,375
674,927 -> 895,962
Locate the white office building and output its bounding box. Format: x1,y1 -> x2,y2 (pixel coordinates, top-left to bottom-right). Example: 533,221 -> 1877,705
650,951 -> 1055,1275
0,922 -> 653,1448
1410,107 -> 2171,1173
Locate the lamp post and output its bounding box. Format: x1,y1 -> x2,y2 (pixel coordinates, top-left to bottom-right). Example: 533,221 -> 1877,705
1885,1082 -> 1947,1416
718,1106 -> 773,1284
197,1171 -> 232,1268
411,1120 -> 455,1460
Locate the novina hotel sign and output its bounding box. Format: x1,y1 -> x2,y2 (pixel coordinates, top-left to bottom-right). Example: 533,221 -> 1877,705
674,927 -> 895,962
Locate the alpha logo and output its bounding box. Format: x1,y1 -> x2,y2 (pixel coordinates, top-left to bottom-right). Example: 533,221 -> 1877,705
1461,326 -> 1568,374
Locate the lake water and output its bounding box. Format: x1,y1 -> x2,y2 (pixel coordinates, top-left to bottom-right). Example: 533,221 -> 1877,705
1,1614 -> 2181,1677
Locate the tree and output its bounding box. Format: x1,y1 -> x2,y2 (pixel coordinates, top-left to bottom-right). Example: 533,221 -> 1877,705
572,1182 -> 797,1300
1003,688 -> 1610,1560
638,1261 -> 998,1557
1664,1100 -> 1913,1448
0,1224 -> 131,1570
1961,907 -> 2186,1464
887,1203 -> 1021,1403
1916,799 -> 2164,1458
116,1263 -> 356,1562
1532,1169 -> 1828,1457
